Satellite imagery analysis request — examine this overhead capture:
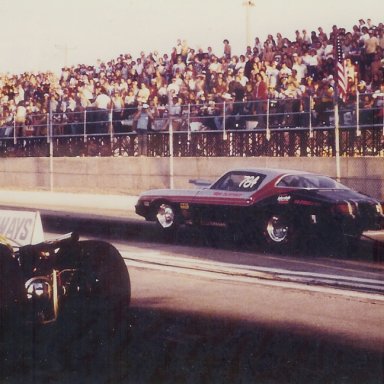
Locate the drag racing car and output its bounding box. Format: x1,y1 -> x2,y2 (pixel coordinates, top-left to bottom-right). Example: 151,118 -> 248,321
135,168 -> 384,251
0,209 -> 131,371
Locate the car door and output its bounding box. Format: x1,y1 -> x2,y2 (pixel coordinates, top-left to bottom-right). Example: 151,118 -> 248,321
190,172 -> 264,226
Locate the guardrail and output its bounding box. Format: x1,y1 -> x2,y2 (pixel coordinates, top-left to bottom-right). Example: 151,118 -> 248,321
0,97 -> 383,158
0,126 -> 382,158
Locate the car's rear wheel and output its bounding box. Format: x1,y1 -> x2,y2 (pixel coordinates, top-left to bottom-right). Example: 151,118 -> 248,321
0,244 -> 25,312
265,215 -> 289,243
55,241 -> 131,367
0,244 -> 27,369
263,214 -> 297,252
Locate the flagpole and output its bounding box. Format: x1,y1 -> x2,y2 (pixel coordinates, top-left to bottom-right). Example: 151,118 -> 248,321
334,36 -> 345,183
334,102 -> 341,182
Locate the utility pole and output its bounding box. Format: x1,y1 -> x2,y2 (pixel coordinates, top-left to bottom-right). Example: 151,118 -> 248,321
243,0 -> 255,48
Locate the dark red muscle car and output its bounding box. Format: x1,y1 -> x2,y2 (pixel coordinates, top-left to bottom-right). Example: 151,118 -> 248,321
135,168 -> 384,250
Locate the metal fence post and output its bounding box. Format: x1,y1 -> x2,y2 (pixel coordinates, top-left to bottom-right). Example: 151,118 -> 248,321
356,89 -> 361,137
223,101 -> 226,140
48,103 -> 54,191
309,96 -> 313,139
13,114 -> 16,145
169,119 -> 174,189
334,103 -> 341,182
266,99 -> 270,141
83,109 -> 87,141
187,103 -> 191,141
382,101 -> 384,137
109,106 -> 113,140
46,113 -> 49,143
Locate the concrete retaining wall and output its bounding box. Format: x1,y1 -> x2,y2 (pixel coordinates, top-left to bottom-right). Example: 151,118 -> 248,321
0,157 -> 382,199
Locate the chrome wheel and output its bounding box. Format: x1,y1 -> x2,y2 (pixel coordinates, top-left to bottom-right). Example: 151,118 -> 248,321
266,215 -> 289,243
156,203 -> 175,229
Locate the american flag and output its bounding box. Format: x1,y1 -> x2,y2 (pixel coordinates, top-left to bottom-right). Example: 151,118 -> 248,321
336,37 -> 347,102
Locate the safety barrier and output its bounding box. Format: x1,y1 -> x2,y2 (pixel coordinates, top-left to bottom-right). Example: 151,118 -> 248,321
1,96 -> 383,158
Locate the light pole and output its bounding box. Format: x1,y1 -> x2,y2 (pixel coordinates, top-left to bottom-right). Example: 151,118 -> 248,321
54,43 -> 77,67
243,0 -> 255,48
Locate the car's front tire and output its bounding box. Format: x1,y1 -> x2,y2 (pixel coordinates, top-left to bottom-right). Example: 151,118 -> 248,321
155,202 -> 180,234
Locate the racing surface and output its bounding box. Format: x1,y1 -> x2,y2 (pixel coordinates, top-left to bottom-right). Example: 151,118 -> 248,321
42,212 -> 384,294
3,283 -> 383,384
1,207 -> 384,383
3,263 -> 384,383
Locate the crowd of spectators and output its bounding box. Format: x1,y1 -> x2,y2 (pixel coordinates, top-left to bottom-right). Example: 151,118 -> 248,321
1,18 -> 384,137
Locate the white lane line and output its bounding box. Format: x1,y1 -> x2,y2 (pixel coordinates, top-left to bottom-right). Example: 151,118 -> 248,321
121,251 -> 384,295
124,259 -> 384,302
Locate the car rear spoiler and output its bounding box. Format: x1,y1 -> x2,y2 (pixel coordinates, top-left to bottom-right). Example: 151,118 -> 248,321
189,179 -> 212,188
19,232 -> 80,253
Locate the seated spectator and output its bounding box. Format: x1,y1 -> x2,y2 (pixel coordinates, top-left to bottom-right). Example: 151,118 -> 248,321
265,61 -> 279,89
292,53 -> 307,84
372,82 -> 384,123
172,55 -> 186,76
281,80 -> 302,127
236,68 -> 249,87
314,80 -> 334,126
235,55 -> 246,73
0,110 -> 14,137
149,97 -> 169,132
279,62 -> 292,82
166,78 -> 180,95
137,82 -> 150,104
359,93 -> 375,125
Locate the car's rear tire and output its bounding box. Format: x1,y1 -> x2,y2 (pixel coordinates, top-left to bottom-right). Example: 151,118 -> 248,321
0,244 -> 25,312
263,213 -> 297,252
55,241 -> 131,367
0,244 -> 27,369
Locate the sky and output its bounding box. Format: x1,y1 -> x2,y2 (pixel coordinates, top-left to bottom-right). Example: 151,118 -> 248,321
0,0 -> 383,74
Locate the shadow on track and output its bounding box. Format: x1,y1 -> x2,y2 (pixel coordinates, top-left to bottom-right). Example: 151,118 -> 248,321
43,214 -> 383,263
2,305 -> 383,384
8,214 -> 379,383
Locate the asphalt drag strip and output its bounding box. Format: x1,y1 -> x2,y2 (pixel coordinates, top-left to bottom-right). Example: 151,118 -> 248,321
122,251 -> 384,301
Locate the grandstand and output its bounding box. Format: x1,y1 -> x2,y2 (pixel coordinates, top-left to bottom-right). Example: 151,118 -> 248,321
0,19 -> 383,158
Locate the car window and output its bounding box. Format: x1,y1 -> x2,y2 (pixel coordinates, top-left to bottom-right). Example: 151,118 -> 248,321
277,175 -> 347,189
212,172 -> 265,192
